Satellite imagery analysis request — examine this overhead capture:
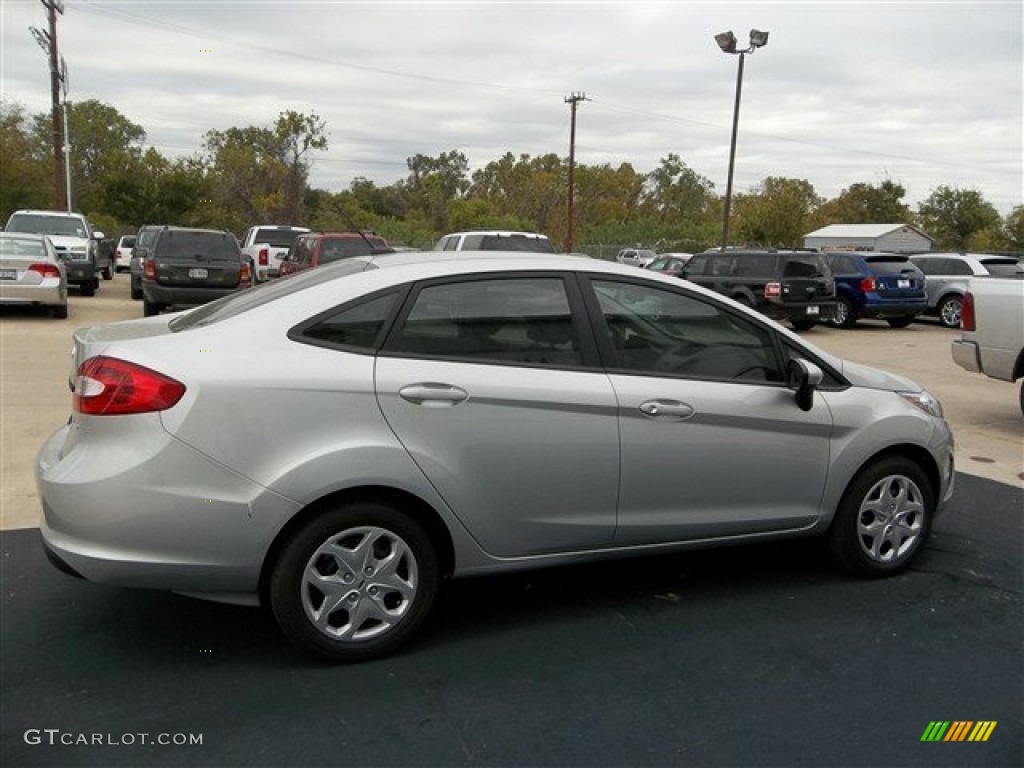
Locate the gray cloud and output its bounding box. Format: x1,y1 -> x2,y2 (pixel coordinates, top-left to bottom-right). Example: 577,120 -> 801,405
3,0 -> 1020,213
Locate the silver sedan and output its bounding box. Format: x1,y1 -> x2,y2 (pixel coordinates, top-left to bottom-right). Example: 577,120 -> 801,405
0,232 -> 68,318
37,252 -> 955,661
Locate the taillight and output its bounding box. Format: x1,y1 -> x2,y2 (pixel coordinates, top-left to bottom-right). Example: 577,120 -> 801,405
28,263 -> 61,278
259,247 -> 269,266
144,259 -> 155,280
764,281 -> 781,298
73,356 -> 185,416
860,277 -> 877,293
240,262 -> 251,285
960,292 -> 975,331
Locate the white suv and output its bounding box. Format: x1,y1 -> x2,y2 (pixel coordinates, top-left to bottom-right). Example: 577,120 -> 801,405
434,230 -> 555,253
4,210 -> 105,296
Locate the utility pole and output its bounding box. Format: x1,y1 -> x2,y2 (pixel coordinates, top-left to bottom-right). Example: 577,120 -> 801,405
30,0 -> 67,211
565,92 -> 588,253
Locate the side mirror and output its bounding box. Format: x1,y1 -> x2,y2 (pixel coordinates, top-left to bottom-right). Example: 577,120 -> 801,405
92,231 -> 106,240
133,247 -> 150,259
787,358 -> 823,412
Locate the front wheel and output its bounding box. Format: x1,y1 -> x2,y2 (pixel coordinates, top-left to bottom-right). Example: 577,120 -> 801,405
826,457 -> 934,577
270,502 -> 440,662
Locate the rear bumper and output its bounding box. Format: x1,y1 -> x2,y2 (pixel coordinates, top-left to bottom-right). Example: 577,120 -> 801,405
951,339 -> 980,373
858,297 -> 927,319
0,280 -> 67,307
765,299 -> 837,323
143,282 -> 243,306
63,261 -> 96,285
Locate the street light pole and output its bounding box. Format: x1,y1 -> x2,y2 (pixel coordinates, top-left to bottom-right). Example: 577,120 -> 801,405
715,29 -> 769,252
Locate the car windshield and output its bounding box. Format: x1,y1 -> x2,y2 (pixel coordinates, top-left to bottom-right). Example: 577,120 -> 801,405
0,234 -> 47,258
864,256 -> 920,274
319,238 -> 384,263
782,254 -> 830,278
158,231 -> 239,260
981,259 -> 1023,276
6,214 -> 86,237
255,228 -> 306,248
169,258 -> 375,332
479,235 -> 555,253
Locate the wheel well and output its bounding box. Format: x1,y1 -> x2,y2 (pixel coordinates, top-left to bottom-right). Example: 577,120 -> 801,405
258,486 -> 456,605
851,444 -> 942,505
936,291 -> 963,307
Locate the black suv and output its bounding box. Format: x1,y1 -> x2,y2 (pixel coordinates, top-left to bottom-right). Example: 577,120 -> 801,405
142,227 -> 249,316
683,249 -> 836,330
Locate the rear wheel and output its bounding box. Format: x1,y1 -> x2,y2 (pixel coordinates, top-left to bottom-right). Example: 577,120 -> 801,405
79,280 -> 95,297
101,265 -> 113,280
831,296 -> 857,328
937,295 -> 963,328
51,305 -> 68,319
887,316 -> 914,328
270,502 -> 440,662
791,319 -> 815,332
142,298 -> 162,316
826,456 -> 934,577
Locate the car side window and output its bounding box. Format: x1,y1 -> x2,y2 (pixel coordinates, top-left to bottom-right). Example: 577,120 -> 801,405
386,277 -> 582,367
946,259 -> 972,276
684,255 -> 708,276
709,256 -> 734,277
592,279 -> 784,382
299,292 -> 400,350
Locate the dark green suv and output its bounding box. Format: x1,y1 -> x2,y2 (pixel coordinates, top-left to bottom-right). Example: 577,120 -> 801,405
683,249 -> 836,331
141,227 -> 250,316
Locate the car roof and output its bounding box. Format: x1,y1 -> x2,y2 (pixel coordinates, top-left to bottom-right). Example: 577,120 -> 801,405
444,230 -> 549,238
0,231 -> 48,241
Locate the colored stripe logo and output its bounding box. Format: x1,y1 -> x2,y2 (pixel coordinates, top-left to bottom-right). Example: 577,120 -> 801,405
921,721 -> 997,742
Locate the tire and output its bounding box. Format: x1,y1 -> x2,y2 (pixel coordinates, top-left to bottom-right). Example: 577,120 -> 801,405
131,284 -> 143,301
142,298 -> 161,317
887,316 -> 915,329
270,502 -> 440,662
826,456 -> 934,577
102,265 -> 113,280
791,319 -> 815,332
937,295 -> 963,329
51,305 -> 68,319
79,280 -> 95,297
1019,380 -> 1023,417
830,296 -> 857,328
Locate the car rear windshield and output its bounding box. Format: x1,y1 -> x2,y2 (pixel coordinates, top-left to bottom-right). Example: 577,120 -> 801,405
863,256 -> 920,274
157,231 -> 239,260
319,238 -> 388,263
6,214 -> 86,237
782,253 -> 830,277
981,259 -> 1023,276
255,228 -> 306,248
169,259 -> 375,332
478,235 -> 555,253
119,236 -> 136,247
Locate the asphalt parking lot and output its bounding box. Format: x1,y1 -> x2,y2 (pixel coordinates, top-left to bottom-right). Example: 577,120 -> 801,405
1,272 -> 1022,767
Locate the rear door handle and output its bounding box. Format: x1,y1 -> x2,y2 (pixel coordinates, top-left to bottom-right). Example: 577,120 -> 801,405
399,383 -> 469,407
639,399 -> 695,420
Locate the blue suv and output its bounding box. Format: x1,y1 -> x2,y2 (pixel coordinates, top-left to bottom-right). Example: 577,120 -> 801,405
824,252 -> 927,328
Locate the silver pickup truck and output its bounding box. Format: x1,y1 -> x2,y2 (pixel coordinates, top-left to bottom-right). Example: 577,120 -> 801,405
951,275 -> 1024,413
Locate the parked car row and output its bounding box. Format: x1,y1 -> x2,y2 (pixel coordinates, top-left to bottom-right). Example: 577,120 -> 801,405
3,209 -> 110,296
0,231 -> 69,318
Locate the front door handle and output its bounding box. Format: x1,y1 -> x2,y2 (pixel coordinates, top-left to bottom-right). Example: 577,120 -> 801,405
399,383 -> 469,407
639,399 -> 695,420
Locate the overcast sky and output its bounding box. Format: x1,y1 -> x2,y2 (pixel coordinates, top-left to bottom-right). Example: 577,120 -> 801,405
2,0 -> 1021,215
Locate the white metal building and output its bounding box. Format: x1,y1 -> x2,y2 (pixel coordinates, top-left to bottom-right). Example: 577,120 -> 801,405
803,224 -> 933,253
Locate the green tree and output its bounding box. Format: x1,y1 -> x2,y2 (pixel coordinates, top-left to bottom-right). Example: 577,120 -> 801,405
403,150 -> 470,231
31,100 -> 147,216
1003,206 -> 1024,251
641,154 -> 716,223
918,186 -> 1001,251
813,179 -> 911,226
0,101 -> 50,219
203,110 -> 327,228
733,177 -> 821,248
